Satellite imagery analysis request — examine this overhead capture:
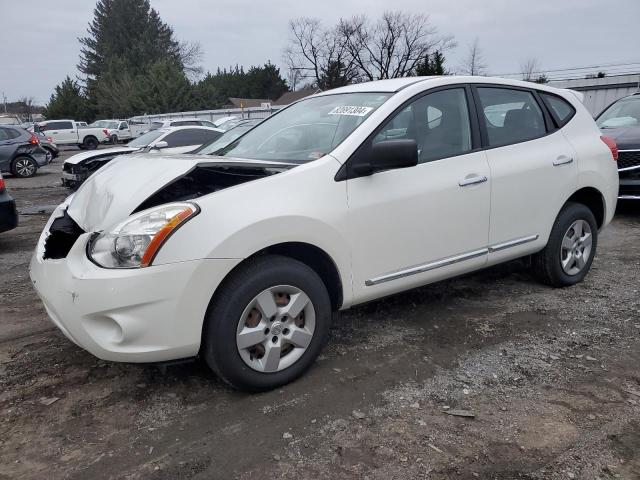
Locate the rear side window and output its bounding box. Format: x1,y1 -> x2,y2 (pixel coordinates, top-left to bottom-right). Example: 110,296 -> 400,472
41,121 -> 73,131
4,128 -> 21,139
163,129 -> 222,147
477,87 -> 547,147
0,128 -> 9,141
540,93 -> 575,127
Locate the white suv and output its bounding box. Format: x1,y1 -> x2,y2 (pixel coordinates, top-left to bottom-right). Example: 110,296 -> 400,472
30,76 -> 619,391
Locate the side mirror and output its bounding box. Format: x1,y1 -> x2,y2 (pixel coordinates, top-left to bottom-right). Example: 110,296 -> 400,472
152,140 -> 168,150
352,139 -> 418,176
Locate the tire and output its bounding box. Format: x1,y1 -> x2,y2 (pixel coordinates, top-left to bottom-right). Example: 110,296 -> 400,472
110,134 -> 118,144
11,156 -> 38,178
83,136 -> 98,150
532,202 -> 598,287
203,255 -> 332,392
43,149 -> 53,163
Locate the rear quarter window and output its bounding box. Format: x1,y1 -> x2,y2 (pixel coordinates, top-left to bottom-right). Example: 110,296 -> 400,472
540,93 -> 576,127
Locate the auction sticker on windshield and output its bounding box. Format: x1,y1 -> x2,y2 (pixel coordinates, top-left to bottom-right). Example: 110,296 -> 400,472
328,106 -> 374,116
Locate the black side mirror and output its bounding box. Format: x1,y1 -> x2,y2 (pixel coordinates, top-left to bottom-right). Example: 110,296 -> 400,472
352,139 -> 418,176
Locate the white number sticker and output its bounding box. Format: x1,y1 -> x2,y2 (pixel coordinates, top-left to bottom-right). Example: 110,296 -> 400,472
328,106 -> 374,117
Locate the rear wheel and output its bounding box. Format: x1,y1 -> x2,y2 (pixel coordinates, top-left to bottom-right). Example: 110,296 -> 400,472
43,148 -> 53,163
11,156 -> 38,178
203,255 -> 332,392
83,136 -> 98,150
532,202 -> 598,287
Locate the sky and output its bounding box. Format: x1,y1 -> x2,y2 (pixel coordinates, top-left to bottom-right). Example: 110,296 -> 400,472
1,0 -> 639,106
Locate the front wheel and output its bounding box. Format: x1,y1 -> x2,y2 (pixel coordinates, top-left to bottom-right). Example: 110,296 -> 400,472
532,202 -> 598,287
203,255 -> 332,392
110,134 -> 118,144
11,156 -> 38,178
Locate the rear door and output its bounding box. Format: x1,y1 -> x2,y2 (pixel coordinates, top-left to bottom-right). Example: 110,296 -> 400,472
0,127 -> 17,172
41,121 -> 75,144
473,86 -> 577,264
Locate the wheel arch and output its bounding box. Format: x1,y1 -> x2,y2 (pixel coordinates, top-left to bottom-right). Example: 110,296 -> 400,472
211,242 -> 345,312
565,187 -> 605,229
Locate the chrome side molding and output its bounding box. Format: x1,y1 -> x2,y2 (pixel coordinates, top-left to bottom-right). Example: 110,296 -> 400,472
365,235 -> 539,286
488,235 -> 539,252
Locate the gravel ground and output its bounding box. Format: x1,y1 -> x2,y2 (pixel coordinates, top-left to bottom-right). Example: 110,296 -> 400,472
0,149 -> 639,479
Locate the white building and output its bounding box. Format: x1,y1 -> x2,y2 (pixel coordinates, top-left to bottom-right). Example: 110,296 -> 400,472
550,74 -> 640,116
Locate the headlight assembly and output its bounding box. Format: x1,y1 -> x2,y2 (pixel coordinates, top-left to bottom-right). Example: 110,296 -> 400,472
88,202 -> 199,268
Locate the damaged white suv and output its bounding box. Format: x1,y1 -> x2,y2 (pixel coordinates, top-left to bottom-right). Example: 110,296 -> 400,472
31,77 -> 619,391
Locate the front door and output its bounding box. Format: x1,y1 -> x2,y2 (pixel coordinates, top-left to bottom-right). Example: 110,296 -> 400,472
346,87 -> 492,304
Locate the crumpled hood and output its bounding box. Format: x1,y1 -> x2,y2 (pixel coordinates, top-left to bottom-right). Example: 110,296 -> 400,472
66,153 -> 294,232
64,146 -> 140,165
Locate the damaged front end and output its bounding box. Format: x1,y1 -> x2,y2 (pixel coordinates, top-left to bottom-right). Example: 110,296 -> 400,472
62,151 -> 137,189
48,155 -> 294,261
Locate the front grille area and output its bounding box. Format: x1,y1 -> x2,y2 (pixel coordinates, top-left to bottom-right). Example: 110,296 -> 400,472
618,150 -> 640,170
43,210 -> 85,259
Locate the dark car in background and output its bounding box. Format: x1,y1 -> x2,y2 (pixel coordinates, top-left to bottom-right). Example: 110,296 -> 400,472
0,126 -> 48,178
34,131 -> 59,162
597,93 -> 640,200
0,173 -> 18,233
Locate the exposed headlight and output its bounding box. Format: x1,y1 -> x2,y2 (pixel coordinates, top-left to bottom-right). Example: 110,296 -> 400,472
88,202 -> 199,268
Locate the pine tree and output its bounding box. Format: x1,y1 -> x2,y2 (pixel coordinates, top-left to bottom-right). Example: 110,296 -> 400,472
413,51 -> 447,76
44,77 -> 90,120
78,0 -> 181,80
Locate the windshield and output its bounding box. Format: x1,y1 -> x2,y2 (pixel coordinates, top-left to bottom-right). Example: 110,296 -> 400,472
196,123 -> 258,155
127,129 -> 166,148
105,121 -> 119,129
89,120 -> 108,128
597,96 -> 640,129
216,92 -> 391,162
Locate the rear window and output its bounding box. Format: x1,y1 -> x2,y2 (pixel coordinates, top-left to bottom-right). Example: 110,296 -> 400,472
163,128 -> 222,147
477,87 -> 547,147
2,127 -> 21,140
41,121 -> 73,131
540,93 -> 575,127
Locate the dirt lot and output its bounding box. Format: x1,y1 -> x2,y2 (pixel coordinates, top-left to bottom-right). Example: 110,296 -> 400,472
1,149 -> 639,479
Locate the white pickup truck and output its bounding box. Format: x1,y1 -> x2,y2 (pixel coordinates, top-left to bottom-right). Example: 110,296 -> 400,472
38,120 -> 108,150
94,119 -> 150,144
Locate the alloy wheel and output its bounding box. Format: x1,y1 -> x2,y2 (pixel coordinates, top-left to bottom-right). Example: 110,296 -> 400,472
560,219 -> 593,275
15,158 -> 36,177
236,285 -> 316,373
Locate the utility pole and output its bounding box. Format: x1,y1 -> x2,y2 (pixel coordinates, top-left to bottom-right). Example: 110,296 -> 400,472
1,92 -> 7,114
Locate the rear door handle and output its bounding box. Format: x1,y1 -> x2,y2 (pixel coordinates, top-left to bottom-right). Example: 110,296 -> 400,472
459,175 -> 488,187
553,155 -> 573,166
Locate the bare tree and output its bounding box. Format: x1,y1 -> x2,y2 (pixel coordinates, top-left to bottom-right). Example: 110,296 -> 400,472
285,12 -> 453,88
178,41 -> 204,80
459,38 -> 487,76
285,18 -> 359,90
339,12 -> 454,80
520,57 -> 541,81
287,68 -> 303,91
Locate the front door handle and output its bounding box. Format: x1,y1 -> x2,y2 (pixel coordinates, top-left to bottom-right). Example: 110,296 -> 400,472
459,175 -> 488,187
553,155 -> 574,166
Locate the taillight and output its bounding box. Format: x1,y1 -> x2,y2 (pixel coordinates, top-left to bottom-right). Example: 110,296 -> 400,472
0,176 -> 5,191
103,129 -> 109,136
46,137 -> 53,142
29,133 -> 39,145
600,135 -> 618,161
